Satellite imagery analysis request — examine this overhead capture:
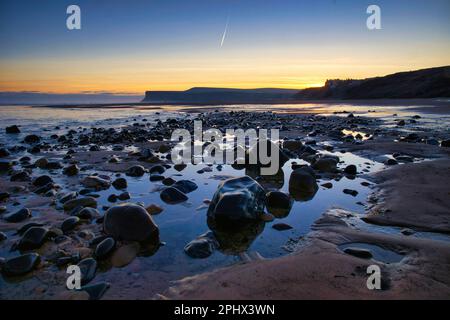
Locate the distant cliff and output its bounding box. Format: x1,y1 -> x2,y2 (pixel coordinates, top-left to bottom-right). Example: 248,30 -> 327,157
142,87 -> 299,104
295,66 -> 450,100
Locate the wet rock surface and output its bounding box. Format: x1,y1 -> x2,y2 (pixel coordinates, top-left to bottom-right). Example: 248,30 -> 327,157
103,204 -> 159,242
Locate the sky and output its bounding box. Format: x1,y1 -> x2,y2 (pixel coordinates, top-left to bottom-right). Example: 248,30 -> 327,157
0,0 -> 449,95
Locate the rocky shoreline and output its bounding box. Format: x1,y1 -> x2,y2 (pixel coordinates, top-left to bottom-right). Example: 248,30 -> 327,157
0,107 -> 449,299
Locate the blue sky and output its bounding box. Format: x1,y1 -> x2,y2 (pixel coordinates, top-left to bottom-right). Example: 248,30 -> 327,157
0,0 -> 449,94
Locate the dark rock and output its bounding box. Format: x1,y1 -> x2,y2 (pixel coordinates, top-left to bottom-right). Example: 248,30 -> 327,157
103,203 -> 159,242
343,247 -> 372,259
15,222 -> 44,235
107,194 -> 118,203
94,237 -> 116,260
149,174 -> 165,182
149,165 -> 165,174
0,232 -> 6,241
79,282 -> 110,300
63,197 -> 97,212
126,165 -> 146,177
18,227 -> 49,251
184,232 -> 218,259
33,175 -> 53,187
266,191 -> 293,218
81,176 -> 111,190
24,134 -> 40,144
160,187 -> 188,204
272,223 -> 293,231
384,159 -> 398,166
441,140 -> 450,148
63,164 -> 79,176
117,192 -> 131,201
289,167 -> 318,201
77,258 -> 97,285
4,208 -> 31,223
58,191 -> 78,204
61,216 -> 81,233
112,178 -> 127,189
173,164 -> 187,172
76,207 -> 100,220
6,125 -> 20,134
2,253 -> 40,276
172,180 -> 198,193
10,171 -> 31,182
321,182 -> 333,189
162,177 -> 176,186
344,164 -> 357,175
343,189 -> 358,197
312,157 -> 338,173
207,176 -> 266,221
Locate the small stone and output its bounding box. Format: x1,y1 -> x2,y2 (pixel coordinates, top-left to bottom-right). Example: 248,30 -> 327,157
343,189 -> 358,197
6,125 -> 20,134
2,253 -> 41,276
184,232 -> 218,259
82,176 -> 111,190
18,227 -> 49,250
61,216 -> 81,233
172,180 -> 198,193
63,164 -> 79,176
79,282 -> 110,300
63,197 -> 97,212
94,237 -> 116,260
384,159 -> 398,166
0,232 -> 7,241
76,207 -> 100,220
160,187 -> 188,204
4,208 -> 31,223
272,223 -> 293,231
344,165 -> 357,175
33,175 -> 53,187
145,204 -> 164,215
126,165 -> 146,177
162,177 -> 176,186
117,192 -> 131,201
149,165 -> 165,174
401,228 -> 415,236
321,182 -> 333,189
112,178 -> 127,189
343,247 -> 372,259
77,258 -> 97,285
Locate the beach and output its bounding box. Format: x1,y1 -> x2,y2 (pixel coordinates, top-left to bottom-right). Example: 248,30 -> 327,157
0,101 -> 449,300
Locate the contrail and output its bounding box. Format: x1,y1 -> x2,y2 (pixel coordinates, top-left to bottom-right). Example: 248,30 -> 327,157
220,15 -> 230,47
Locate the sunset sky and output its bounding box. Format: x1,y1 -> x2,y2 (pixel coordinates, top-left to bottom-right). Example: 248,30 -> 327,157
0,0 -> 449,95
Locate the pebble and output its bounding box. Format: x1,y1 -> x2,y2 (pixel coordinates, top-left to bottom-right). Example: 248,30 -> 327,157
61,216 -> 81,233
94,237 -> 116,260
1,253 -> 41,276
343,247 -> 373,259
4,208 -> 31,223
77,258 -> 97,285
160,187 -> 188,204
18,227 -> 49,250
272,223 -> 293,231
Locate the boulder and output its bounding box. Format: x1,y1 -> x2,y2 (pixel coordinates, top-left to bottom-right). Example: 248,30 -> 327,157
288,167 -> 318,201
207,176 -> 266,221
103,203 -> 159,242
